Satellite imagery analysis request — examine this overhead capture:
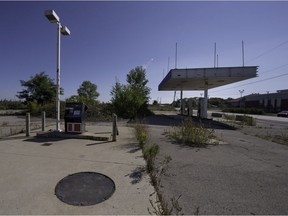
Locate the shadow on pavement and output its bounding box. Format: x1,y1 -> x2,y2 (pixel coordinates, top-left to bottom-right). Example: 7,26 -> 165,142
0,136 -> 28,141
23,137 -> 66,143
86,141 -> 113,146
132,114 -> 236,130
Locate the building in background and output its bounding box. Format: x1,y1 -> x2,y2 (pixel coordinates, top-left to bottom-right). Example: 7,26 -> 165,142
229,89 -> 288,112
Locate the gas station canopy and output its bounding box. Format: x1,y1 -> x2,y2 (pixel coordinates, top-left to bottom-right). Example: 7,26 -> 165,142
158,66 -> 258,91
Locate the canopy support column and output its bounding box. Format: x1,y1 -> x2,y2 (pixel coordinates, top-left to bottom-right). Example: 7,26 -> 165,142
180,89 -> 183,115
203,87 -> 208,118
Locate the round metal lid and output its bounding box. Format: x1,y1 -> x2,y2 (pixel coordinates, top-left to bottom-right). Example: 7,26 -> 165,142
55,172 -> 115,206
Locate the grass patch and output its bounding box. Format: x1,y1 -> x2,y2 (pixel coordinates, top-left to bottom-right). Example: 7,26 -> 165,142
223,114 -> 256,127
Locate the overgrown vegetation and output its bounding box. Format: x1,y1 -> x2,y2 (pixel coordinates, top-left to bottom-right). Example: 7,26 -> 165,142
0,99 -> 26,110
167,118 -> 217,147
238,115 -> 256,126
223,114 -> 256,126
66,80 -> 100,107
208,97 -> 228,108
223,114 -> 236,121
133,123 -> 183,215
133,123 -> 149,149
17,72 -> 62,105
143,144 -> 159,173
85,102 -> 114,122
111,66 -> 152,119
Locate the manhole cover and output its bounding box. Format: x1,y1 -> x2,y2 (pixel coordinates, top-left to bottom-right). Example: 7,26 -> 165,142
55,172 -> 115,206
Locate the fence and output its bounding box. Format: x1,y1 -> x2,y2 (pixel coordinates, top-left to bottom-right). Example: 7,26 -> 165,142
0,112 -> 55,137
0,111 -> 119,141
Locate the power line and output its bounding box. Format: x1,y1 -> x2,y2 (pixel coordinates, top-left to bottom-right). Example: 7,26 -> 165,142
244,72 -> 288,86
260,63 -> 288,75
246,40 -> 288,63
211,72 -> 288,93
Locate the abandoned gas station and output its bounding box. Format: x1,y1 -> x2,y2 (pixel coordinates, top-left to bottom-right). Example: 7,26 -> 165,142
158,66 -> 258,118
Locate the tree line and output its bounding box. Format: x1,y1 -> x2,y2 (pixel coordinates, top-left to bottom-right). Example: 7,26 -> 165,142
3,66 -> 151,119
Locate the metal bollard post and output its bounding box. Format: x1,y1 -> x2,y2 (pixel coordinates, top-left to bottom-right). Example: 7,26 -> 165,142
112,113 -> 118,141
26,113 -> 30,137
42,111 -> 46,131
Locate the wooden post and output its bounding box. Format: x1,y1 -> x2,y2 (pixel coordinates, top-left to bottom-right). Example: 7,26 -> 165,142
42,111 -> 46,131
26,113 -> 30,137
112,113 -> 118,141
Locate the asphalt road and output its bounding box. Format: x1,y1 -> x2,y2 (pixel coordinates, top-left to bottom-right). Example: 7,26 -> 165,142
144,114 -> 288,215
208,110 -> 288,127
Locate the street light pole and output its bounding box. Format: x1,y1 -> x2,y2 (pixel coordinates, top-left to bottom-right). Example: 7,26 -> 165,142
56,22 -> 61,131
239,89 -> 244,98
239,89 -> 244,108
45,10 -> 70,131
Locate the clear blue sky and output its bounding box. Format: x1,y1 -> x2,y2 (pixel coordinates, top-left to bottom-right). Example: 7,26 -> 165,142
1,1 -> 288,103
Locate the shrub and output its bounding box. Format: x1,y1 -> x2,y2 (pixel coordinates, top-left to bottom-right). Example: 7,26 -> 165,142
168,118 -> 216,147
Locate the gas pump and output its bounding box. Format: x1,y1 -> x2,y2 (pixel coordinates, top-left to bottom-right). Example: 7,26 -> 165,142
64,102 -> 88,133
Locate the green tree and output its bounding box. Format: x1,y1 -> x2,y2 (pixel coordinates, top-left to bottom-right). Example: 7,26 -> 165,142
65,95 -> 81,103
17,72 -> 61,105
127,66 -> 150,102
66,81 -> 99,106
110,66 -> 151,119
208,97 -> 226,108
77,81 -> 99,102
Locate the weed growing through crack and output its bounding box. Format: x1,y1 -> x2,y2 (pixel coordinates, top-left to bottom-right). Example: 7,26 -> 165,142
148,155 -> 183,216
133,123 -> 184,215
149,193 -> 183,215
144,144 -> 159,173
133,123 -> 149,149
